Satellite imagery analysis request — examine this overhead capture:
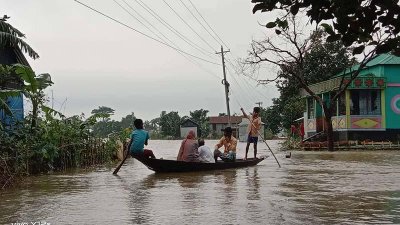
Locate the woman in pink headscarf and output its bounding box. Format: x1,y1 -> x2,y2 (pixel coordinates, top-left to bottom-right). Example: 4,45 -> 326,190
177,130 -> 200,162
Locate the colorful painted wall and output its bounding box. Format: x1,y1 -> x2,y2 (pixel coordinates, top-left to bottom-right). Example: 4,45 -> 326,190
384,65 -> 400,129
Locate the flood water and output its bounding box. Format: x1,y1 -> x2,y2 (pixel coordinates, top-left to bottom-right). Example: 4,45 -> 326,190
1,140 -> 400,225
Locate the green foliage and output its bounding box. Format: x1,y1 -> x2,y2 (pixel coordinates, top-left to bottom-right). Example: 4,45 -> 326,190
91,106 -> 115,118
254,31 -> 354,133
264,128 -> 274,140
0,111 -> 118,180
252,0 -> 400,55
89,106 -> 123,138
189,109 -> 210,138
0,16 -> 39,59
259,105 -> 282,135
159,111 -> 181,138
7,64 -> 54,130
120,112 -> 136,130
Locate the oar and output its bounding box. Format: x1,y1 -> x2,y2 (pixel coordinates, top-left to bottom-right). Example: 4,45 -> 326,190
256,129 -> 281,168
113,149 -> 130,175
249,119 -> 281,168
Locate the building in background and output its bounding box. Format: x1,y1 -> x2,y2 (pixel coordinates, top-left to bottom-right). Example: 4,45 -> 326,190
301,54 -> 400,142
209,115 -> 242,138
180,118 -> 199,138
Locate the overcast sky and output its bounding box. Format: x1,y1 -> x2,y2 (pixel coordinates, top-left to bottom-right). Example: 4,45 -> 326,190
2,0 -> 280,121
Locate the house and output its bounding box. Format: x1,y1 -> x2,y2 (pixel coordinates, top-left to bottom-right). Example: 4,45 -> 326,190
209,115 -> 243,137
0,46 -> 30,128
301,54 -> 400,142
180,118 -> 199,138
238,118 -> 265,142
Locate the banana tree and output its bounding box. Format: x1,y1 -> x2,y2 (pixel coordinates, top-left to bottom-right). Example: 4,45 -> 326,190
0,15 -> 39,59
13,64 -> 52,130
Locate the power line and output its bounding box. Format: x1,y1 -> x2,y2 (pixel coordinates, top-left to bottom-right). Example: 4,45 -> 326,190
225,58 -> 272,101
73,0 -> 220,66
114,0 -> 165,43
116,0 -> 221,81
114,0 -> 223,84
162,0 -> 216,52
226,66 -> 259,104
178,0 -> 222,47
187,0 -> 230,49
132,0 -> 218,59
227,67 -> 255,107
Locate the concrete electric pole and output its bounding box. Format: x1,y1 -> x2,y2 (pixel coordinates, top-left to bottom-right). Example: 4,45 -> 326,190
216,45 -> 231,126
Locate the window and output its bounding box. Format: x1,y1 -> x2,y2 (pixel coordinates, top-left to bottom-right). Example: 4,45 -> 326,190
350,90 -> 381,115
307,98 -> 315,119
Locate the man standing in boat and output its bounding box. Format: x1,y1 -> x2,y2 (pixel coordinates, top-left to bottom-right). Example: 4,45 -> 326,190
241,107 -> 262,160
214,127 -> 238,162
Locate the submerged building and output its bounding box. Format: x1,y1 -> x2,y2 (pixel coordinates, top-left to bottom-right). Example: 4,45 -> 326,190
302,54 -> 400,142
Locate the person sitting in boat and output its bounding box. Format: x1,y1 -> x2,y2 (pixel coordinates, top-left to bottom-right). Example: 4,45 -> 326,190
214,127 -> 238,162
198,139 -> 215,163
177,130 -> 200,162
128,119 -> 156,159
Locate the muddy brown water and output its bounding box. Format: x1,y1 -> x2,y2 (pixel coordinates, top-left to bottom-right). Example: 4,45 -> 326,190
1,140 -> 399,225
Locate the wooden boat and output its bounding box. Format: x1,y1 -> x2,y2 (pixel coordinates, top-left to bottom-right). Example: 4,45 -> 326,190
133,156 -> 266,173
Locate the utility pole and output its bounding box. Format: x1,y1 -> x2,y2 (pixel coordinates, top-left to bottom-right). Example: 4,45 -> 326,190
216,45 -> 231,126
256,102 -> 262,107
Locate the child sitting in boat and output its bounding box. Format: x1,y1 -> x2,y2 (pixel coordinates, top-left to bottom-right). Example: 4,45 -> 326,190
214,127 -> 237,162
198,139 -> 215,163
128,119 -> 156,159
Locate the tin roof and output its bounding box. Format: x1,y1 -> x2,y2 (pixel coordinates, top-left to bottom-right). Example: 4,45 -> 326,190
335,53 -> 400,76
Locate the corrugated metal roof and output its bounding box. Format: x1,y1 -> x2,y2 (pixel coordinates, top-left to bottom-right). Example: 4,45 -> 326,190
366,53 -> 400,66
336,53 -> 400,76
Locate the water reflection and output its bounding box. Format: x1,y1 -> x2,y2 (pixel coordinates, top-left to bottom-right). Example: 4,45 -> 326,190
280,151 -> 400,224
114,174 -> 153,224
1,140 -> 400,225
245,167 -> 260,200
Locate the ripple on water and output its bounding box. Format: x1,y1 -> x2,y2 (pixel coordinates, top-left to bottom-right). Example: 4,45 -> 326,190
1,141 -> 400,225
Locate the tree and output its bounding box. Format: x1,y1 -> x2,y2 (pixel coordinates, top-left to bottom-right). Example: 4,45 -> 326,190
159,111 -> 181,138
91,106 -> 115,116
120,112 -> 136,129
252,0 -> 400,56
259,105 -> 281,135
13,64 -> 53,130
189,109 -> 210,138
244,17 -> 356,150
0,15 -> 39,59
251,1 -> 400,150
